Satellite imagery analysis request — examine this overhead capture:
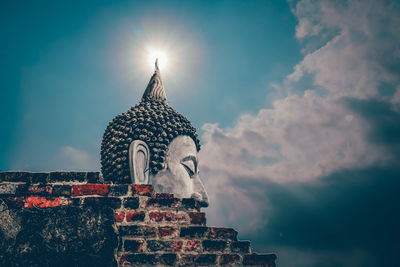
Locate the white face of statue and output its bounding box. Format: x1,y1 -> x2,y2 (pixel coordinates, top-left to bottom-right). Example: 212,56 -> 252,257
150,136 -> 209,206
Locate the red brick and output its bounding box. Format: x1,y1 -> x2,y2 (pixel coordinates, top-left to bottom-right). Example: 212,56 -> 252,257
184,240 -> 201,251
115,211 -> 125,223
149,211 -> 187,223
28,184 -> 53,195
131,184 -> 153,196
189,212 -> 206,225
24,196 -> 62,208
158,226 -> 178,238
124,239 -> 144,252
72,184 -> 109,196
126,211 -> 145,222
220,254 -> 240,265
171,241 -> 183,252
231,241 -> 252,253
202,240 -> 227,251
180,227 -> 208,238
155,193 -> 174,199
209,227 -> 238,240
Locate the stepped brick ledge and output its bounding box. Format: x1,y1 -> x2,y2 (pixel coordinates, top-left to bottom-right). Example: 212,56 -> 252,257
0,171 -> 277,266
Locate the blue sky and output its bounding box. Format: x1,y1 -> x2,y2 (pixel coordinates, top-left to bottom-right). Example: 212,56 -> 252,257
2,1 -> 400,266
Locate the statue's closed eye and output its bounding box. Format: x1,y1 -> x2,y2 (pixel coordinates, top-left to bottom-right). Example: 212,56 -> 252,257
181,158 -> 196,178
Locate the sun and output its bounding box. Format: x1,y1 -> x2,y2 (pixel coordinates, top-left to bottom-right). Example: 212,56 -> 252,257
148,50 -> 167,70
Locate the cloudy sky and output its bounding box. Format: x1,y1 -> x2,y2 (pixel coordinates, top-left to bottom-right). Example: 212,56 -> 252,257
1,0 -> 400,266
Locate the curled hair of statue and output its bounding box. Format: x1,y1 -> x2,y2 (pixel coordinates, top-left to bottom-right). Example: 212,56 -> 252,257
100,99 -> 200,183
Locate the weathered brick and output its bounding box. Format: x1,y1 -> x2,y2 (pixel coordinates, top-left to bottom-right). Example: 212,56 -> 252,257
202,240 -> 227,251
49,172 -> 86,182
243,254 -> 277,266
158,226 -> 178,238
52,185 -> 72,196
180,226 -> 208,238
72,184 -> 109,196
184,240 -> 201,252
124,197 -> 139,209
146,196 -> 180,207
126,211 -> 145,222
180,254 -> 217,265
2,197 -> 25,209
149,211 -> 188,223
147,240 -> 172,252
196,254 -> 217,265
209,227 -> 238,240
30,173 -> 49,183
86,172 -> 101,183
0,172 -> 48,183
115,211 -> 125,223
124,239 -> 144,252
24,196 -> 63,208
27,184 -> 53,195
188,212 -> 206,225
119,225 -> 157,237
122,253 -> 157,265
0,172 -> 16,182
171,241 -> 183,252
231,241 -> 252,253
220,254 -> 240,265
0,183 -> 18,195
159,253 -> 177,266
131,184 -> 153,196
83,197 -> 121,209
109,184 -> 129,196
145,240 -> 181,253
181,198 -> 201,210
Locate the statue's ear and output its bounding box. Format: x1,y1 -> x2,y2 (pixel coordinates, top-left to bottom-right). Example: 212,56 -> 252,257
129,140 -> 150,184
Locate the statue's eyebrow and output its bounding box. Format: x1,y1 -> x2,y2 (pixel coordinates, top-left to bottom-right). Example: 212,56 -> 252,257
181,155 -> 198,169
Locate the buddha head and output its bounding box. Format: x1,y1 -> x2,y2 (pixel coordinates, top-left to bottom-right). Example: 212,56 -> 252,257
101,60 -> 208,207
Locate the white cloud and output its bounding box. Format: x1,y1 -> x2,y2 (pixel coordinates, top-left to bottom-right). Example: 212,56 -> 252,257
201,0 -> 400,231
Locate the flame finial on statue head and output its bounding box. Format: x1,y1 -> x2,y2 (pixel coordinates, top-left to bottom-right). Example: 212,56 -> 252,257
142,58 -> 167,103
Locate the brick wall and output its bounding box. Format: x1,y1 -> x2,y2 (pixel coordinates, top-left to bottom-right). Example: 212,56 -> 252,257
0,172 -> 276,266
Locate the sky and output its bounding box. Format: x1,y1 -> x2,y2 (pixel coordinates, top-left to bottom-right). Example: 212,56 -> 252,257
1,0 -> 400,266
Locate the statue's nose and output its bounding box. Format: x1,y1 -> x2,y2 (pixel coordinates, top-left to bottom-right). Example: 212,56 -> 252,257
191,176 -> 209,207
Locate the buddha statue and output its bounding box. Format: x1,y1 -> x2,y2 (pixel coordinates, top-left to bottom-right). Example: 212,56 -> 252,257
101,60 -> 209,207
